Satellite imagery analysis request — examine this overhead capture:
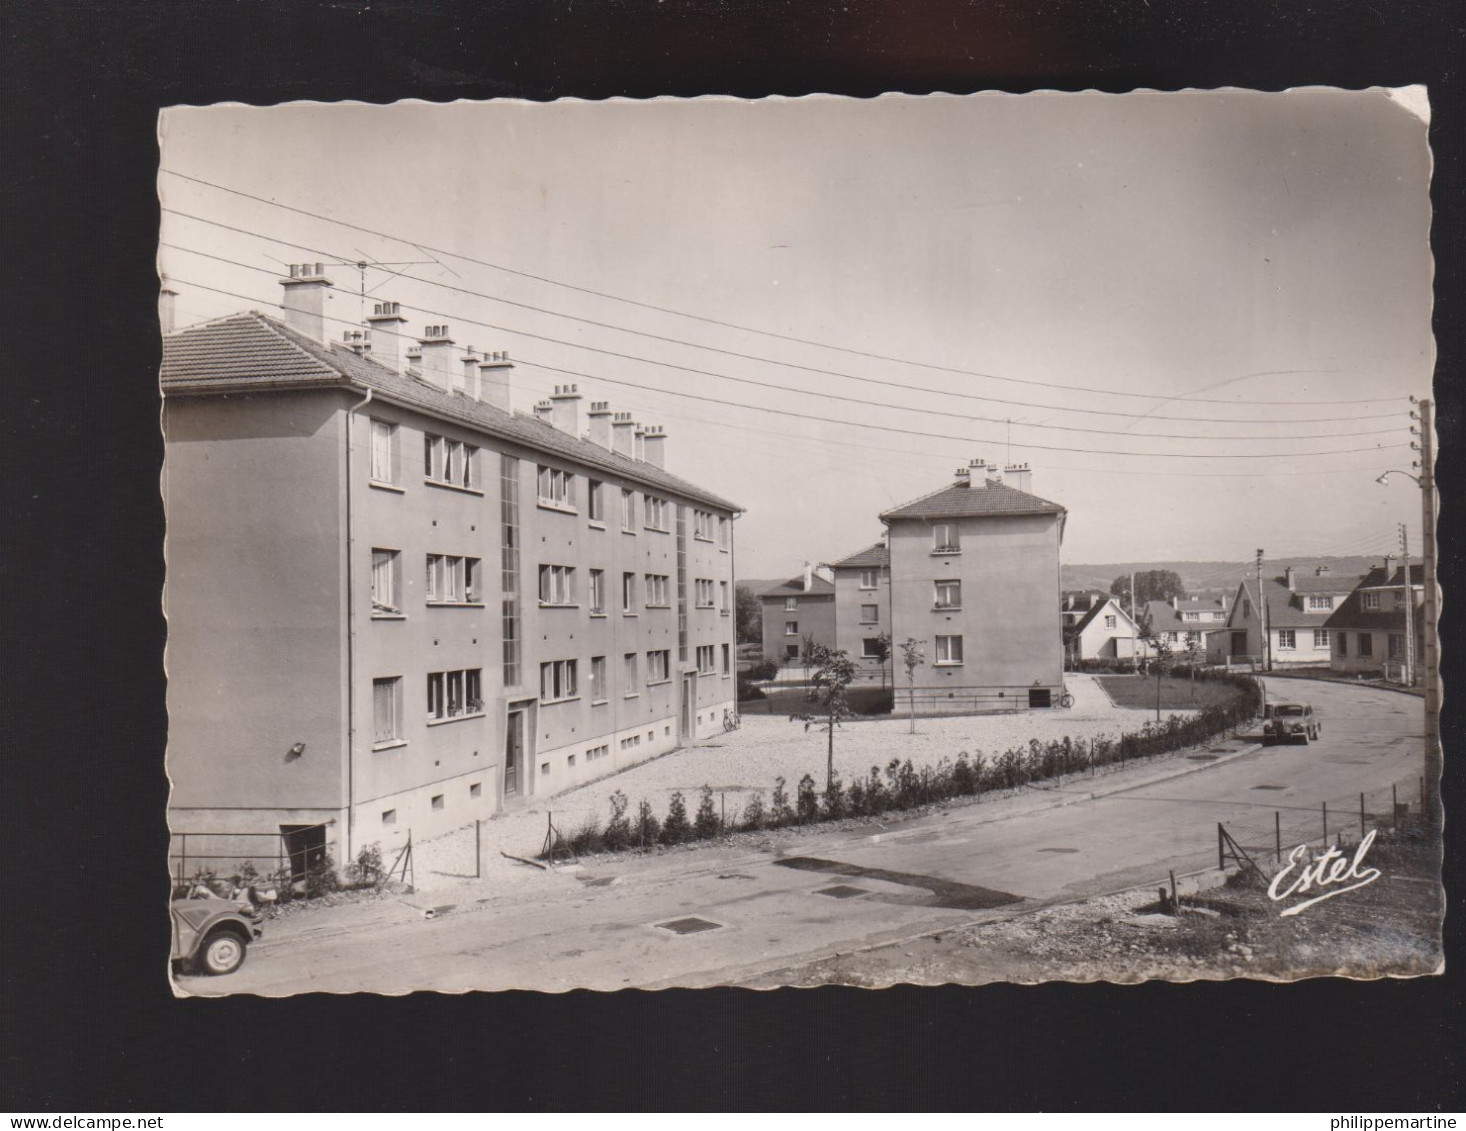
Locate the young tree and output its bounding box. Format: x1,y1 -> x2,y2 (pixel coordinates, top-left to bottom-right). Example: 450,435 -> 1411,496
898,637 -> 926,734
734,584 -> 762,645
870,631 -> 892,689
1137,605 -> 1173,721
792,642 -> 858,793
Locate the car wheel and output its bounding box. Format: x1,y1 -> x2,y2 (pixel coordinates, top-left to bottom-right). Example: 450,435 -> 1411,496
199,930 -> 248,976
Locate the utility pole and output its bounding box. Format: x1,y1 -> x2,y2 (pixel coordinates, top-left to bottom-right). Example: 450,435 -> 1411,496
1255,548 -> 1269,672
1416,398 -> 1441,829
1399,523 -> 1415,688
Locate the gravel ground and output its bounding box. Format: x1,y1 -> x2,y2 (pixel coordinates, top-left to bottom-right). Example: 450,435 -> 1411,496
409,673 -> 1198,891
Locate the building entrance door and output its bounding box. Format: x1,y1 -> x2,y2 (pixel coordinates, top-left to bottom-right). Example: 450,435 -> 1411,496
1231,630 -> 1248,657
504,710 -> 524,797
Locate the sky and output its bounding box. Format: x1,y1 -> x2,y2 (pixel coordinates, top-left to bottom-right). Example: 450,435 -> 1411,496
158,91 -> 1434,580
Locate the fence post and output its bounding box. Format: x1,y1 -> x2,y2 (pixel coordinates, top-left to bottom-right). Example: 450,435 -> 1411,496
475,819 -> 482,879
1090,738 -> 1095,777
1275,811 -> 1282,863
1322,800 -> 1328,847
721,791 -> 726,832
1218,823 -> 1225,871
1393,783 -> 1399,828
1360,793 -> 1365,839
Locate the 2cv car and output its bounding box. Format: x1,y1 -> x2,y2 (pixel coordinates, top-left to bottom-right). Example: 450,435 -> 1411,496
1262,701 -> 1321,745
171,892 -> 263,976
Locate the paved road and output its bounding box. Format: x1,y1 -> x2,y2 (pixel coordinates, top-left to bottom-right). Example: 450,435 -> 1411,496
182,680 -> 1424,994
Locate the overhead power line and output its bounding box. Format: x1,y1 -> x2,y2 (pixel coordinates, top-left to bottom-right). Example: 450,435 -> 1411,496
160,169 -> 1407,409
163,272 -> 1414,467
160,244 -> 1407,447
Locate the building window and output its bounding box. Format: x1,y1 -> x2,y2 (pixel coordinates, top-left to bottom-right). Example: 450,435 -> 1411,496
622,572 -> 637,613
645,496 -> 669,531
1388,633 -> 1404,659
648,650 -> 671,683
538,564 -> 576,606
694,509 -> 715,540
539,659 -> 578,703
469,782 -> 482,799
785,596 -> 798,611
1362,592 -> 1381,610
934,580 -> 961,609
859,569 -> 879,590
1313,629 -> 1330,648
431,794 -> 445,811
500,455 -> 522,686
785,644 -> 799,660
861,604 -> 880,623
1308,595 -> 1333,610
719,580 -> 730,614
645,573 -> 671,607
588,569 -> 606,614
785,621 -> 799,636
1337,632 -> 1349,656
372,677 -> 402,746
695,579 -> 715,607
587,479 -> 604,522
369,420 -> 397,484
536,465 -> 575,509
933,524 -> 960,553
1278,629 -> 1296,650
381,809 -> 397,825
935,634 -> 964,665
1243,599 -> 1253,619
861,637 -> 884,659
424,434 -> 477,489
623,652 -> 638,693
696,645 -> 716,674
718,516 -> 730,549
589,656 -> 607,703
427,554 -> 481,604
1104,615 -> 1117,629
721,643 -> 731,675
621,488 -> 637,532
371,549 -> 401,614
1358,632 -> 1373,657
428,668 -> 483,720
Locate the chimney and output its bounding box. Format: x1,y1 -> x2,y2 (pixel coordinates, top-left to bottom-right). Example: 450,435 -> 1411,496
643,425 -> 667,468
460,346 -> 481,399
1004,462 -> 1033,493
1284,566 -> 1296,591
159,281 -> 178,334
611,412 -> 636,458
970,457 -> 1001,488
341,328 -> 371,356
1172,595 -> 1180,609
803,561 -> 814,592
634,424 -> 647,462
533,399 -> 554,424
478,351 -> 512,414
417,325 -> 457,392
588,401 -> 614,449
550,384 -> 582,433
1315,564 -> 1331,577
1382,554 -> 1394,584
954,467 -> 972,488
366,301 -> 408,372
279,263 -> 334,343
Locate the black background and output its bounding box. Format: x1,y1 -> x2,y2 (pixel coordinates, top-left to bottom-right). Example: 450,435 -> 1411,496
4,0 -> 1462,1112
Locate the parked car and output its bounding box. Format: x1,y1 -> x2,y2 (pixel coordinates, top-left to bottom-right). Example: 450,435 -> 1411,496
1263,702 -> 1320,745
171,895 -> 263,976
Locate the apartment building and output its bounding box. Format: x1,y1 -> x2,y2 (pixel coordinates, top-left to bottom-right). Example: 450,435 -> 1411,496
162,266 -> 740,870
829,541 -> 892,680
758,564 -> 836,665
1327,562 -> 1426,682
878,459 -> 1066,710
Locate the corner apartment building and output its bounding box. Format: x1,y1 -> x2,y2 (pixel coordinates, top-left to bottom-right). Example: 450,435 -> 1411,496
829,542 -> 892,680
162,266 -> 741,871
878,459 -> 1066,710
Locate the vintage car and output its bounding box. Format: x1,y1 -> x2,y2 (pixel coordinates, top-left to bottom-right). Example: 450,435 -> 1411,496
1263,701 -> 1320,745
171,895 -> 263,976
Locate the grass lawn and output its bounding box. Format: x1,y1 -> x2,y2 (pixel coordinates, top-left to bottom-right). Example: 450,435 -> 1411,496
1096,672 -> 1244,711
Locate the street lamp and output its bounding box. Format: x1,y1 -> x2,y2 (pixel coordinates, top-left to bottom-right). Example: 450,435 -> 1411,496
1375,469 -> 1421,486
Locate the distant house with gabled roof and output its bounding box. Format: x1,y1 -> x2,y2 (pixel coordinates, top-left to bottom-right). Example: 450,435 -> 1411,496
1066,594 -> 1146,662
1326,563 -> 1425,682
758,566 -> 836,666
1217,565 -> 1361,669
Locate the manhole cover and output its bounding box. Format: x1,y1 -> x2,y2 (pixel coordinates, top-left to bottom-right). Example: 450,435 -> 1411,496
1253,784 -> 1286,791
1039,847 -> 1080,853
1187,754 -> 1219,761
816,884 -> 870,899
656,917 -> 723,935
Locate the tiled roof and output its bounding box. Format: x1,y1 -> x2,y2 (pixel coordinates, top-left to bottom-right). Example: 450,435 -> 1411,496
1142,600 -> 1187,634
830,543 -> 890,570
1234,576 -> 1367,629
879,481 -> 1065,522
1176,597 -> 1227,613
760,576 -> 836,599
1285,574 -> 1357,595
162,312 -> 742,513
1325,566 -> 1427,632
1071,597 -> 1124,636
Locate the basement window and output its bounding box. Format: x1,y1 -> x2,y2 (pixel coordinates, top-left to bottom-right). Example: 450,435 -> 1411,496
431,795 -> 444,810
